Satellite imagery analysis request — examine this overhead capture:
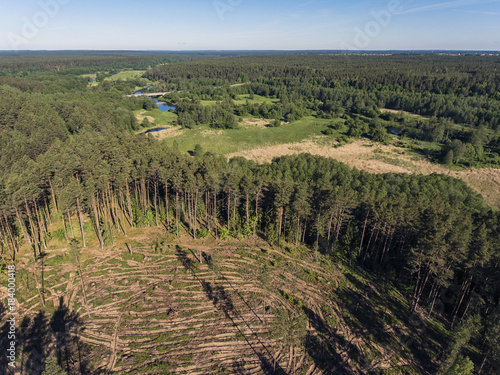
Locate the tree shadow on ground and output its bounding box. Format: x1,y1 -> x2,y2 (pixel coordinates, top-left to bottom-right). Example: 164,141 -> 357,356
18,310 -> 50,374
1,297 -> 94,375
302,306 -> 353,375
201,280 -> 287,374
0,301 -> 19,375
339,273 -> 438,374
50,296 -> 92,374
176,247 -> 287,374
175,247 -> 196,272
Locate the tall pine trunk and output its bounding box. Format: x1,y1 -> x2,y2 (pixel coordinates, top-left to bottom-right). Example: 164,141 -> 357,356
48,178 -> 59,214
126,179 -> 134,228
92,195 -> 104,248
76,197 -> 86,248
67,210 -> 75,239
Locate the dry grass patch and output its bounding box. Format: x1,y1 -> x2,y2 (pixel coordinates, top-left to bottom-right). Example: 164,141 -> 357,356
228,140 -> 412,173
228,140 -> 500,208
380,108 -> 427,119
135,111 -> 155,123
454,168 -> 500,208
241,118 -> 270,128
145,126 -> 185,140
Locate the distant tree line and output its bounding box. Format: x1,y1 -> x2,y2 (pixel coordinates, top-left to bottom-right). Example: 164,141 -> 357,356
152,54 -> 500,166
0,53 -> 499,373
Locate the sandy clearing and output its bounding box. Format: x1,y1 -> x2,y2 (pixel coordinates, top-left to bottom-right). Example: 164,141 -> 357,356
143,126 -> 185,139
135,111 -> 155,123
241,118 -> 270,128
380,108 -> 426,119
240,118 -> 288,128
454,168 -> 500,208
227,140 -> 416,174
227,140 -> 500,208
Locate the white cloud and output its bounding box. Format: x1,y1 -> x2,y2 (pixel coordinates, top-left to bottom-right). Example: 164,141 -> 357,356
457,9 -> 500,15
394,0 -> 500,16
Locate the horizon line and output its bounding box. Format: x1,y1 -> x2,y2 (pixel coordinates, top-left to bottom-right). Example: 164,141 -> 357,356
1,49 -> 500,53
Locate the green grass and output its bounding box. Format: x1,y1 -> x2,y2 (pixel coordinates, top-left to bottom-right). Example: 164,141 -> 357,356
79,73 -> 96,79
44,254 -> 67,267
107,70 -> 146,81
161,116 -> 341,155
200,94 -> 279,107
235,94 -> 280,105
135,109 -> 177,127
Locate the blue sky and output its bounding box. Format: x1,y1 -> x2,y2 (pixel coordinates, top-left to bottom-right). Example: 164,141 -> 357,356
0,0 -> 499,50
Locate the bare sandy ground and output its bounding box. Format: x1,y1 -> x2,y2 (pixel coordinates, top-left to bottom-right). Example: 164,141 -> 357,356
240,118 -> 287,128
135,112 -> 155,123
227,140 -> 500,208
142,126 -> 185,139
380,108 -> 426,118
241,118 -> 270,128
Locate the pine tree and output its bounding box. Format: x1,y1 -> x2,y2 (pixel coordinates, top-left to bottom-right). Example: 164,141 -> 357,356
42,357 -> 67,375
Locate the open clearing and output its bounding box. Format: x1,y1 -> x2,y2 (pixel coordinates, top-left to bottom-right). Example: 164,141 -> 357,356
201,94 -> 279,107
141,126 -> 186,139
107,70 -> 146,80
160,116 -> 338,155
135,111 -> 155,124
134,110 -> 499,208
227,139 -> 500,208
380,108 -> 427,119
241,118 -> 271,128
140,110 -> 498,208
10,225 -> 427,374
135,109 -> 178,126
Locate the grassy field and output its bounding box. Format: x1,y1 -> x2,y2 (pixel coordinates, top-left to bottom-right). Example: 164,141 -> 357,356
234,94 -> 280,105
133,108 -> 500,208
159,116 -> 343,154
201,94 -> 280,106
135,108 -> 178,126
80,69 -> 152,88
107,70 -> 146,80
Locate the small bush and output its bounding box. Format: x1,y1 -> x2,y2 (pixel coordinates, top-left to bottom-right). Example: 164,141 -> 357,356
271,119 -> 281,127
219,228 -> 230,241
196,228 -> 210,238
52,229 -> 66,242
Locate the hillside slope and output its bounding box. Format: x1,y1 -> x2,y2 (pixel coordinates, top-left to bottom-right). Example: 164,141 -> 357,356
3,228 -> 445,375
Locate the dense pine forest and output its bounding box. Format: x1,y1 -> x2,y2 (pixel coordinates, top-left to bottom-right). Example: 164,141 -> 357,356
0,52 -> 499,374
151,54 -> 500,166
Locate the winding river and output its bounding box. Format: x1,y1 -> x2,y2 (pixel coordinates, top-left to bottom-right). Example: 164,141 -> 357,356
134,87 -> 176,112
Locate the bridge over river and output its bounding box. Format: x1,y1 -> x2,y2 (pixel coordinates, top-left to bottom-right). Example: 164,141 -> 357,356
126,83 -> 248,98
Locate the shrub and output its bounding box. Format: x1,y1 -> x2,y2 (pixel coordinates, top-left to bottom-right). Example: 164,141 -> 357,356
196,228 -> 210,238
52,229 -> 66,242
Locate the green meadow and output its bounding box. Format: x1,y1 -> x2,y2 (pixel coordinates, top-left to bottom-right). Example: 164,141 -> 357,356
107,70 -> 147,80
200,94 -> 280,107
159,116 -> 343,155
